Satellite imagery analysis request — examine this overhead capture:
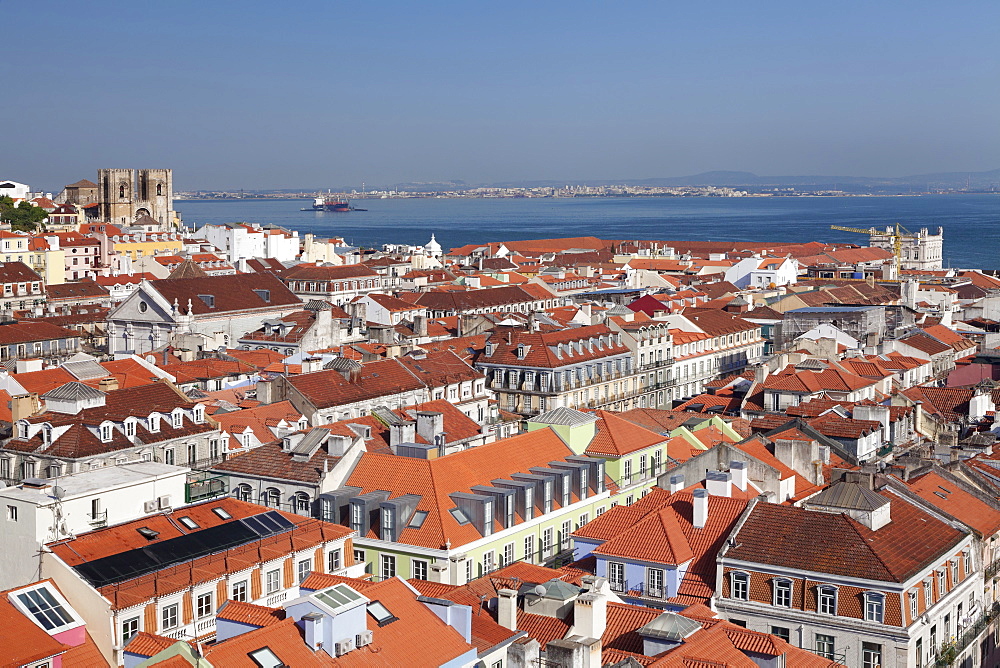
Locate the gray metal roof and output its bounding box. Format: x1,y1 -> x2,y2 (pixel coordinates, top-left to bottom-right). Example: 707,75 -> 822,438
372,406 -> 409,427
63,358 -> 110,381
536,578 -> 580,601
42,382 -> 106,402
529,407 -> 598,427
291,428 -> 330,456
637,612 -> 701,641
805,481 -> 889,511
323,357 -> 362,372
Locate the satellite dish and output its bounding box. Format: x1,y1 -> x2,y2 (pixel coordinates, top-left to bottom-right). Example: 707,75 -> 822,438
52,486 -> 66,500
533,584 -> 546,597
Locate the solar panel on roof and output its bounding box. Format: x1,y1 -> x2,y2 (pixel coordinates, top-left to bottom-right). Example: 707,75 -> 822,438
72,511 -> 296,588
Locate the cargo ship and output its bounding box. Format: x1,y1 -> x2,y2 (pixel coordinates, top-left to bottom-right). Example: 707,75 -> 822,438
301,196 -> 367,212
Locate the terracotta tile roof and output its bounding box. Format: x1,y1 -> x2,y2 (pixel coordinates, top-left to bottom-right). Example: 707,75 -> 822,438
344,428 -> 580,548
903,470 -> 1000,537
413,284 -> 547,312
479,324 -> 629,369
0,321 -> 82,346
585,410 -> 668,457
149,272 -> 301,315
123,631 -> 187,658
286,351 -> 481,410
159,358 -> 256,383
727,493 -> 966,582
593,507 -> 694,565
6,382 -> 216,459
202,617 -> 333,666
899,333 -> 952,356
213,400 -> 304,451
280,262 -> 380,281
762,365 -> 875,394
901,385 -> 974,422
216,600 -> 286,627
211,432 -> 342,482
575,489 -> 748,604
0,580 -> 75,667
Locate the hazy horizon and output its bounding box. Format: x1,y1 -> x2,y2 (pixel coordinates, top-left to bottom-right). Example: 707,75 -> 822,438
7,1 -> 999,192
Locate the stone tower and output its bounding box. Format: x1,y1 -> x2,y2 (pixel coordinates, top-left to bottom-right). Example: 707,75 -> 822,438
97,168 -> 175,229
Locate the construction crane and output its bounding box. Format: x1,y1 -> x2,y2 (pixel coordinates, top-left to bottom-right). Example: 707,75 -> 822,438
829,222 -> 920,276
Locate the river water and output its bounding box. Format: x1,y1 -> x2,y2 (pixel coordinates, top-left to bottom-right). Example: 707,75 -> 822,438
176,194 -> 1000,269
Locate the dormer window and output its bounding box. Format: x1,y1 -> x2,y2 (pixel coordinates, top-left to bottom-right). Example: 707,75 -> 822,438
864,592 -> 884,623
149,414 -> 160,433
194,406 -> 204,424
172,411 -> 182,429
730,572 -> 749,600
772,578 -> 792,607
99,423 -> 113,443
817,585 -> 837,614
16,421 -> 28,439
125,420 -> 136,438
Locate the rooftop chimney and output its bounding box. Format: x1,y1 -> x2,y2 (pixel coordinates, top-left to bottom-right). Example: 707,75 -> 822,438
668,474 -> 685,494
730,461 -> 747,492
497,588 -> 518,631
705,470 -> 732,498
692,488 -> 708,529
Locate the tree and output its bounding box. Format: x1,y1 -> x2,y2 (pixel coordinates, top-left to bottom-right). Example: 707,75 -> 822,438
0,196 -> 48,232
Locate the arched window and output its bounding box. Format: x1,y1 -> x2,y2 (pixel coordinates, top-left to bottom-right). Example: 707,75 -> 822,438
294,492 -> 310,513
156,183 -> 162,196
119,184 -> 126,198
235,484 -> 252,502
264,488 -> 280,508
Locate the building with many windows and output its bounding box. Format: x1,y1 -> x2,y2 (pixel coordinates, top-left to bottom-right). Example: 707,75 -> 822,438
41,497 -> 356,666
476,324 -> 641,416
323,427 -> 610,588
715,479 -> 982,667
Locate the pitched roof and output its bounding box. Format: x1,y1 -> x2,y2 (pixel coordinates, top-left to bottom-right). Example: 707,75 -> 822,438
728,494 -> 966,582
148,272 -> 300,315
585,410 -> 669,457
344,428 -> 581,548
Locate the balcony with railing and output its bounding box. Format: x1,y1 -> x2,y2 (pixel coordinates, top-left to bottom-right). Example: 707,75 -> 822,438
87,510 -> 108,527
932,601 -> 1000,667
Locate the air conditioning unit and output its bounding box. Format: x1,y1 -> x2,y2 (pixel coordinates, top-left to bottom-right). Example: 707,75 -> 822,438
355,630 -> 373,647
157,495 -> 171,509
143,500 -> 158,513
334,638 -> 355,656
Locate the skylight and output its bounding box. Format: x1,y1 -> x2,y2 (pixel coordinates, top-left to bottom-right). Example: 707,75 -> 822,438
408,510 -> 428,529
248,646 -> 284,668
314,583 -> 365,613
137,526 -> 159,540
212,507 -> 233,520
10,584 -> 80,633
449,507 -> 470,525
178,516 -> 199,530
367,600 -> 398,627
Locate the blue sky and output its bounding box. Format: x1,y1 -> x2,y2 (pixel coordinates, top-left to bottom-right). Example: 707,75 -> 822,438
6,1 -> 998,190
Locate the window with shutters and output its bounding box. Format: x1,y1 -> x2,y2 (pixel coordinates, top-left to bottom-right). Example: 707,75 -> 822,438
232,581 -> 247,602
196,592 -> 213,618
327,549 -> 342,572
266,569 -> 280,594
122,617 -> 139,642
161,603 -> 178,630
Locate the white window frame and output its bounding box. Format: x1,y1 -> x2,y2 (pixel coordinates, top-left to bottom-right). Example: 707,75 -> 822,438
730,572 -> 749,600
380,554 -> 396,580
265,569 -> 280,594
161,603 -> 179,630
412,559 -> 428,580
817,585 -> 837,615
196,591 -> 213,618
864,592 -> 885,623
